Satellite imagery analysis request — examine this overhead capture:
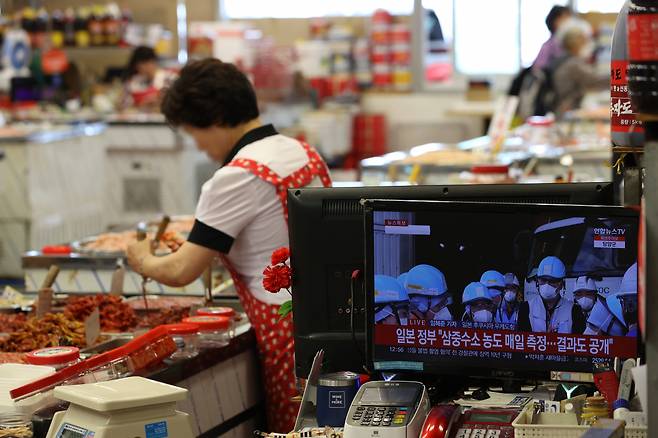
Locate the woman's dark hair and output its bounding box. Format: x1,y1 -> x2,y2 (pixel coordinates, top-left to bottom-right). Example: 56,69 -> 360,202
125,46 -> 157,79
546,5 -> 572,34
160,58 -> 259,128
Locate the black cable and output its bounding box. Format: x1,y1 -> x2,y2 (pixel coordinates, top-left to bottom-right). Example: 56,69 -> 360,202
350,269 -> 369,374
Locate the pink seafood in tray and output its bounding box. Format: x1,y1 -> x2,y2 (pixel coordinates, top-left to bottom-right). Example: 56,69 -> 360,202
80,230 -> 185,254
127,296 -> 204,310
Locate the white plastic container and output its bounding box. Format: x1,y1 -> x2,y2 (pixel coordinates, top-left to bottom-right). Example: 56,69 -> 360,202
182,316 -> 231,348
0,364 -> 56,416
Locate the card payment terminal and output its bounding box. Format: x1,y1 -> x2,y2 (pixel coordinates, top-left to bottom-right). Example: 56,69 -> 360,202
343,381 -> 430,438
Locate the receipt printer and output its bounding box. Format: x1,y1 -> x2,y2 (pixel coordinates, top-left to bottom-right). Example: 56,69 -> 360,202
343,381 -> 430,438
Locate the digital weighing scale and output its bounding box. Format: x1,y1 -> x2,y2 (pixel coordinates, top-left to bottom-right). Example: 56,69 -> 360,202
45,376 -> 194,438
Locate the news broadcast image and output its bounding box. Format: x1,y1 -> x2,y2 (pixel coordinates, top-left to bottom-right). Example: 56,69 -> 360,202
372,209 -> 639,373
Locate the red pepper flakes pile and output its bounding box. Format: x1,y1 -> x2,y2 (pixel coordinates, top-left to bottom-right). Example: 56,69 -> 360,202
65,295 -> 137,332
0,313 -> 27,333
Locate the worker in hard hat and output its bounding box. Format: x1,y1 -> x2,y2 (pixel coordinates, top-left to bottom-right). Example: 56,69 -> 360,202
374,274 -> 409,325
517,256 -> 586,333
397,272 -> 408,287
496,273 -> 521,325
584,263 -> 638,337
573,276 -> 599,320
480,270 -> 506,309
404,264 -> 453,321
462,282 -> 495,323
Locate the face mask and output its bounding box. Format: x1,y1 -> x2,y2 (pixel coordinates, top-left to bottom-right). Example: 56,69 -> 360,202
432,306 -> 452,321
473,309 -> 493,323
576,296 -> 594,312
410,296 -> 429,313
398,315 -> 409,325
539,284 -> 559,300
504,291 -> 517,303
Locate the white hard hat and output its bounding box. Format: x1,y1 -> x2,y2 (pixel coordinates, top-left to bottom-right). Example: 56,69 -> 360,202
375,275 -> 408,304
504,273 -> 520,287
618,263 -> 637,296
405,264 -> 448,296
537,256 -> 566,280
462,282 -> 492,305
574,276 -> 597,294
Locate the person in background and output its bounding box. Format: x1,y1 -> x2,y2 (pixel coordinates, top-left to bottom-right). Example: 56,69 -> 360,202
517,256 -> 586,334
480,270 -> 505,312
550,25 -> 608,115
585,263 -> 638,337
461,282 -> 494,323
126,58 -> 332,433
533,5 -> 572,71
374,275 -> 409,325
404,264 -> 453,321
122,45 -> 176,109
573,275 -> 599,320
496,273 -> 521,325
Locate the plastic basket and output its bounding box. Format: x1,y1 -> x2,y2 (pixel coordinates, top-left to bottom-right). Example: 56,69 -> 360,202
512,405 -> 588,438
512,405 -> 648,438
625,425 -> 648,438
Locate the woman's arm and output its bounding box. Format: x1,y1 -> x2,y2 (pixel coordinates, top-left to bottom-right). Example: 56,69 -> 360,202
127,240 -> 217,287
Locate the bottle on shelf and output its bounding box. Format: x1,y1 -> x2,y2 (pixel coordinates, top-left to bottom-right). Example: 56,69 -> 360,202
88,5 -> 105,46
104,3 -> 121,46
74,7 -> 91,48
51,9 -> 65,49
20,8 -> 36,46
33,8 -> 48,49
63,8 -> 76,46
119,8 -> 132,46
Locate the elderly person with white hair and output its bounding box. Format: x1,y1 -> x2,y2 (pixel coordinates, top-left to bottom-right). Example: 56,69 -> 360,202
549,23 -> 608,115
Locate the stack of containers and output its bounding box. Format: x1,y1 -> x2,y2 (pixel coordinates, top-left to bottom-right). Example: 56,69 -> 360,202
370,9 -> 393,90
346,113 -> 387,168
328,26 -> 357,96
390,24 -> 412,91
354,38 -> 372,89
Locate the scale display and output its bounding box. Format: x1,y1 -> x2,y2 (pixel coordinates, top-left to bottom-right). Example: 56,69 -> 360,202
57,424 -> 91,438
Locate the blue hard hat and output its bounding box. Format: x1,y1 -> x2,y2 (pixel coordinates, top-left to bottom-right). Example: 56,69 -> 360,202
537,256 -> 566,280
375,275 -> 408,304
480,270 -> 505,289
462,282 -> 492,305
397,272 -> 408,287
405,264 -> 448,296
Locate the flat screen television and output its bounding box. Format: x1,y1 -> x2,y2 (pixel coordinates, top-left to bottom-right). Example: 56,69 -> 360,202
287,182 -> 614,378
363,199 -> 639,378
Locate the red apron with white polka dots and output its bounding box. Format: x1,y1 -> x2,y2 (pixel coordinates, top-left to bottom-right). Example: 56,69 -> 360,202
221,141 -> 331,433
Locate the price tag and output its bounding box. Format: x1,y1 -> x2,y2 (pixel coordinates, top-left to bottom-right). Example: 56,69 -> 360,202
36,288 -> 53,317
85,308 -> 101,347
110,266 -> 125,296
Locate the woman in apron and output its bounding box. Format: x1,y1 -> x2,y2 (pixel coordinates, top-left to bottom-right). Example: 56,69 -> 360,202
127,59 -> 331,433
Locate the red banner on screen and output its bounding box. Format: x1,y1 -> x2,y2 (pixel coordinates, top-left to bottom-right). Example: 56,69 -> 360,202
374,325 -> 637,359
